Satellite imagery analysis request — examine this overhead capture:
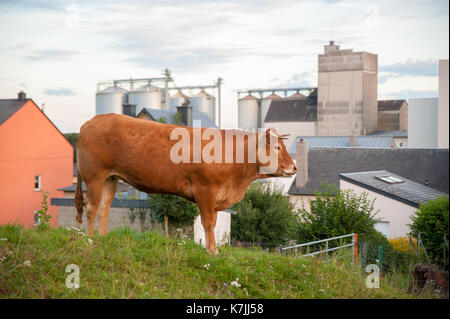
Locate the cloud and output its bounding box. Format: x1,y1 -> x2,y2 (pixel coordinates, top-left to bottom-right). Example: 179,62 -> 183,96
43,88 -> 76,96
381,89 -> 438,100
379,59 -> 439,84
26,50 -> 77,61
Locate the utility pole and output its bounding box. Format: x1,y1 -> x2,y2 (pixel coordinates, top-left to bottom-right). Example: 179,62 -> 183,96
216,77 -> 223,128
164,68 -> 171,110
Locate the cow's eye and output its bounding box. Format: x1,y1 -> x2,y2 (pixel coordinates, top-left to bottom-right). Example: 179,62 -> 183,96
275,146 -> 280,150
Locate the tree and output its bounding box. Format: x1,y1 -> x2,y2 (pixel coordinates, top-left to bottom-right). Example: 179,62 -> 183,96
231,182 -> 298,248
64,133 -> 78,163
147,194 -> 199,237
295,183 -> 408,272
295,183 -> 379,244
173,112 -> 183,125
410,195 -> 449,269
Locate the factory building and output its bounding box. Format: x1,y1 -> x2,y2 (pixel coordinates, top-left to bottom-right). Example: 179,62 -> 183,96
377,99 -> 408,132
317,41 -> 378,136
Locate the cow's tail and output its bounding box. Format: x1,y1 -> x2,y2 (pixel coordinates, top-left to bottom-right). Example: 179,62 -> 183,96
75,171 -> 84,224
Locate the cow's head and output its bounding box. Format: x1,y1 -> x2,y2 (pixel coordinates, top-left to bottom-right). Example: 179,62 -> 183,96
257,128 -> 297,177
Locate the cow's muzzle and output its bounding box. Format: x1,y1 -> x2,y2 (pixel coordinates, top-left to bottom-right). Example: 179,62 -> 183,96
282,165 -> 297,177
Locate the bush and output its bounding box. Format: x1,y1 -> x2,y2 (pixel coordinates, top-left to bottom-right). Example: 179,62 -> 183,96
147,194 -> 199,228
295,183 -> 408,272
410,195 -> 449,269
231,182 -> 298,248
295,183 -> 379,244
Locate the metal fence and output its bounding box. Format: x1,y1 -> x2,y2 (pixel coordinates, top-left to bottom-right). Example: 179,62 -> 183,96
279,233 -> 358,262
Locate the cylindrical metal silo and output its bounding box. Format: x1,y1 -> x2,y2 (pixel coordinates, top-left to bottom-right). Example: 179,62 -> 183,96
95,86 -> 128,115
190,90 -> 216,123
261,93 -> 282,125
170,91 -> 189,111
128,84 -> 162,115
238,94 -> 258,131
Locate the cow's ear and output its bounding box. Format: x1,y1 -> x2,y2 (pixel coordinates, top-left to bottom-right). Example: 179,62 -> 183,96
265,128 -> 278,144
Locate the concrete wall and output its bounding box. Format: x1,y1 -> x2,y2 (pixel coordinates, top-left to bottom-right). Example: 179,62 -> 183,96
438,59 -> 449,148
340,179 -> 417,238
57,205 -> 164,233
194,211 -> 231,247
408,98 -> 438,148
289,195 -> 317,213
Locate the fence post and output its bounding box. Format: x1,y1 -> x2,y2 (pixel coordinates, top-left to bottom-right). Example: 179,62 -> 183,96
378,245 -> 383,275
278,244 -> 283,255
353,234 -> 358,263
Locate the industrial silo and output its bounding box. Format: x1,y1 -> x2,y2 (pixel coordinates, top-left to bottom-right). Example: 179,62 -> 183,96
95,86 -> 128,115
190,90 -> 216,123
128,84 -> 162,115
238,94 -> 258,131
170,91 -> 189,111
261,93 -> 282,125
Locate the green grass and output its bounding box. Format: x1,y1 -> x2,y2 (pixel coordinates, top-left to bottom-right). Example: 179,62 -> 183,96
0,225 -> 423,299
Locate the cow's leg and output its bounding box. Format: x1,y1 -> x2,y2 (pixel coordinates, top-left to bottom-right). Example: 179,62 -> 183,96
85,178 -> 104,236
98,176 -> 118,236
196,191 -> 218,255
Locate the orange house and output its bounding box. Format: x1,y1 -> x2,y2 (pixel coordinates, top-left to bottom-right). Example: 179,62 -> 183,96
0,92 -> 73,228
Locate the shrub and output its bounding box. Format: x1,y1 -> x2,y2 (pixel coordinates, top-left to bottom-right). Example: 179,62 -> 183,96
147,194 -> 199,228
295,183 -> 379,244
231,182 -> 298,248
410,195 -> 449,269
295,183 -> 408,272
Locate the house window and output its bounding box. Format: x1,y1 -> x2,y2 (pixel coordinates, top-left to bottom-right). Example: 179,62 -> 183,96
374,221 -> 390,238
376,175 -> 404,184
34,175 -> 41,191
34,210 -> 40,227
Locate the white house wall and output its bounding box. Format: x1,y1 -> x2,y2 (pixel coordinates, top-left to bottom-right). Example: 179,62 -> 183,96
340,179 -> 418,238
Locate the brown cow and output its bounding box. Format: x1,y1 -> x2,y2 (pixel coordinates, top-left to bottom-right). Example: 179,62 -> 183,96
75,113 -> 296,254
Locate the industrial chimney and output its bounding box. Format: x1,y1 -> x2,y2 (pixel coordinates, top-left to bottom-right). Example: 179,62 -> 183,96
295,139 -> 308,188
177,102 -> 193,127
18,91 -> 26,101
122,104 -> 136,117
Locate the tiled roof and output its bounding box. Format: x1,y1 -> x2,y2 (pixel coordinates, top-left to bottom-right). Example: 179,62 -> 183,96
340,170 -> 446,208
368,130 -> 408,138
0,98 -> 29,125
288,136 -> 393,154
378,100 -> 407,112
264,99 -> 317,122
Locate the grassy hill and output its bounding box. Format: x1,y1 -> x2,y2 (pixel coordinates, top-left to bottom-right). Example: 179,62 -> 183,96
0,225 -> 418,299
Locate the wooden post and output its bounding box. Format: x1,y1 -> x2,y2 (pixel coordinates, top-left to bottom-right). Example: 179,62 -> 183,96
164,214 -> 169,238
353,233 -> 358,263
408,233 -> 412,266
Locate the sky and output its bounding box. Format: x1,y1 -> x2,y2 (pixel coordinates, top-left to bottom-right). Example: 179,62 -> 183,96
0,0 -> 448,132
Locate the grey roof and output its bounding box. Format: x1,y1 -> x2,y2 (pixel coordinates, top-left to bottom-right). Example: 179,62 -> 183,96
264,99 -> 317,123
378,99 -> 407,111
288,136 -> 393,154
340,170 -> 446,208
0,98 -> 29,125
139,108 -> 217,128
288,148 -> 449,195
368,130 -> 408,138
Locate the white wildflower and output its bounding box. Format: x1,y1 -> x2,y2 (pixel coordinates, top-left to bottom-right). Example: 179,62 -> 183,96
87,238 -> 94,245
23,260 -> 32,267
65,227 -> 71,231
319,289 -> 325,293
71,226 -> 80,232
77,231 -> 86,236
231,278 -> 241,288
203,263 -> 211,270
0,256 -> 7,262
243,287 -> 249,296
